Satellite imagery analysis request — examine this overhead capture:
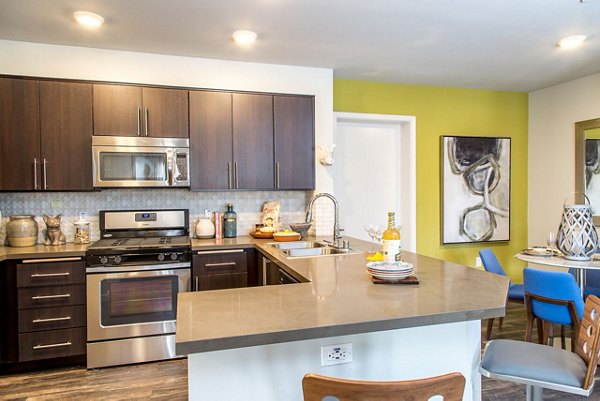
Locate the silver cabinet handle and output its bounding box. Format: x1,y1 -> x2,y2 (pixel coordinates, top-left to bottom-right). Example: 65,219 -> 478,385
32,293 -> 71,300
227,162 -> 232,189
43,158 -> 48,189
137,106 -> 141,136
234,161 -> 238,189
23,257 -> 82,264
33,158 -> 39,190
145,107 -> 149,136
275,162 -> 280,189
197,249 -> 244,255
33,341 -> 72,350
204,262 -> 236,267
194,276 -> 199,292
31,272 -> 70,278
33,316 -> 71,323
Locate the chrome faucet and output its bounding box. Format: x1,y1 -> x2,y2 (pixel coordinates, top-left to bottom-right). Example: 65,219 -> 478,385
305,192 -> 349,249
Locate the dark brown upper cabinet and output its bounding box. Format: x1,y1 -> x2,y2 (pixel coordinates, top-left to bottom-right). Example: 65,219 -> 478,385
189,90 -> 233,190
39,81 -> 93,191
189,90 -> 315,191
0,77 -> 93,191
232,93 -> 274,190
274,95 -> 315,190
0,78 -> 40,190
93,84 -> 188,138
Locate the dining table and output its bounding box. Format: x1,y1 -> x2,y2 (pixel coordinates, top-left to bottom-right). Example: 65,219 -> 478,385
516,250 -> 600,298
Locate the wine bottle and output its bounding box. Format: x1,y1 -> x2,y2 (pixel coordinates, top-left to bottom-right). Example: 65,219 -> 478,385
382,212 -> 401,262
223,203 -> 237,238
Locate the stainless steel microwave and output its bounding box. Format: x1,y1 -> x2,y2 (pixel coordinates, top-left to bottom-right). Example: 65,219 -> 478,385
92,136 -> 190,188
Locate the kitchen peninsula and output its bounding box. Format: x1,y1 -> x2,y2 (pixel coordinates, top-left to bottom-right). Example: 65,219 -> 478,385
177,237 -> 508,401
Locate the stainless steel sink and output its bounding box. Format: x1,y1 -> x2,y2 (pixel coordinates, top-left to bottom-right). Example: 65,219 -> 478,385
282,247 -> 353,257
268,241 -> 326,250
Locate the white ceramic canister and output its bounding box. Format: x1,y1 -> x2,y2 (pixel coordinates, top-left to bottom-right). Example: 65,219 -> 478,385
196,209 -> 216,239
6,215 -> 38,247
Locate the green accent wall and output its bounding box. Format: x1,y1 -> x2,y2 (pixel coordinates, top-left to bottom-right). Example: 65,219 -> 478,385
334,80 -> 528,282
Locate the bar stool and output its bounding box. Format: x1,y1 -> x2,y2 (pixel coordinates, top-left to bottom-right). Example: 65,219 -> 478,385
480,294 -> 600,401
302,372 -> 465,401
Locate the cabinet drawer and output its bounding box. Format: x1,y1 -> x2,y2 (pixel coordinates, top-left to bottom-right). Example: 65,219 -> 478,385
18,284 -> 85,310
197,273 -> 248,291
18,305 -> 86,333
18,327 -> 86,362
194,251 -> 247,276
17,260 -> 85,287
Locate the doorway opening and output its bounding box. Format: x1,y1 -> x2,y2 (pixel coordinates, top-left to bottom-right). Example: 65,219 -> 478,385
333,112 -> 416,252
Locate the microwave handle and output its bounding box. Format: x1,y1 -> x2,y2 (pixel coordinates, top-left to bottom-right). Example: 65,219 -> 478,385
168,151 -> 174,186
168,150 -> 180,186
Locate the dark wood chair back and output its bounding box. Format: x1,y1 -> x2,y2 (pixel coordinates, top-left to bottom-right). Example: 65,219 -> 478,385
302,371 -> 465,401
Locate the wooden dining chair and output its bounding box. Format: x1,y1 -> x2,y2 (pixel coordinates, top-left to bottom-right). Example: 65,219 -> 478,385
480,294 -> 600,401
302,372 -> 465,401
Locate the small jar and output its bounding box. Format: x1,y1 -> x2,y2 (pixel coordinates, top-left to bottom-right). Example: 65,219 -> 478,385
73,220 -> 90,245
6,215 -> 38,247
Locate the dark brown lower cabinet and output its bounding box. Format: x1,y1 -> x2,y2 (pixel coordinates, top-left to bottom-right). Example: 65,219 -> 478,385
192,248 -> 257,291
0,258 -> 87,373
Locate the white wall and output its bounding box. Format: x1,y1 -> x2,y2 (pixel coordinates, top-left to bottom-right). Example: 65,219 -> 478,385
0,40 -> 336,235
528,72 -> 600,246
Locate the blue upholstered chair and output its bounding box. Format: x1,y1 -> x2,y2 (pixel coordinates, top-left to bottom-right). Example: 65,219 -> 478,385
568,268 -> 600,298
523,267 -> 584,351
479,248 -> 525,340
480,295 -> 600,401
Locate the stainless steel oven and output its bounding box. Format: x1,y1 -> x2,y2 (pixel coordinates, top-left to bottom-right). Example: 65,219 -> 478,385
85,209 -> 191,368
86,263 -> 190,368
92,136 -> 190,188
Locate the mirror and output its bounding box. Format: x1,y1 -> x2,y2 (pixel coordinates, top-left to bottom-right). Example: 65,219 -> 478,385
575,118 -> 600,225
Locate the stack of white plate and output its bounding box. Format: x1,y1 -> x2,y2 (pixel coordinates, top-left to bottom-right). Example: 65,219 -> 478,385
366,261 -> 414,280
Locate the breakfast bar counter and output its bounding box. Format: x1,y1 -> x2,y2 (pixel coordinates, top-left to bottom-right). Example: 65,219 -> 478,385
177,238 -> 508,401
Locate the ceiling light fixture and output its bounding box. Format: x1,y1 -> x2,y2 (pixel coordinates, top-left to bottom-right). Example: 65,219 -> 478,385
557,35 -> 586,50
232,30 -> 257,45
73,11 -> 104,28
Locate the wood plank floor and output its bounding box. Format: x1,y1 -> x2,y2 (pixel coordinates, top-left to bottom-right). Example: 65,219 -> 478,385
1,303 -> 599,400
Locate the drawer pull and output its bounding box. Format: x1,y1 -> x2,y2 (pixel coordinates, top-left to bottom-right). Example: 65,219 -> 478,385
205,262 -> 237,267
196,249 -> 244,255
33,316 -> 72,323
32,293 -> 71,300
33,341 -> 72,350
23,257 -> 82,264
30,272 -> 70,278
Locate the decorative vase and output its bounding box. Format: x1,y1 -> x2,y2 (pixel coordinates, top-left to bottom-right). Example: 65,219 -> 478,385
6,215 -> 38,247
557,196 -> 598,261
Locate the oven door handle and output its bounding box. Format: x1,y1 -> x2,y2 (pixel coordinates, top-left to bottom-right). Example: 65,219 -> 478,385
86,262 -> 190,273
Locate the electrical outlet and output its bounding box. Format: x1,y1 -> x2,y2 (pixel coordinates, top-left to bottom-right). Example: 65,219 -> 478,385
321,343 -> 352,366
50,199 -> 63,208
475,256 -> 482,268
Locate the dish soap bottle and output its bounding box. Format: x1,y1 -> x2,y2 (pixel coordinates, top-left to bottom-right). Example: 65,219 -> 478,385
223,204 -> 237,238
382,212 -> 401,262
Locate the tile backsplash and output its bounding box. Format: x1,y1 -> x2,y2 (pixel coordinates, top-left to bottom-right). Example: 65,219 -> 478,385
0,189 -> 314,245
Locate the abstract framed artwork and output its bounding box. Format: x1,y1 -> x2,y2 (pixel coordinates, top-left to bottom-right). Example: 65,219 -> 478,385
441,136 -> 511,244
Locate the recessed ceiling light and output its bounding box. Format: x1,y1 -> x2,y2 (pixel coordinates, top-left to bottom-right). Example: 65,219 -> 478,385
73,11 -> 104,28
557,35 -> 586,50
232,30 -> 257,45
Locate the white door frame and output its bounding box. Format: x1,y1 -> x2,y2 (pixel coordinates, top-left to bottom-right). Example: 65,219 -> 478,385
333,112 -> 417,252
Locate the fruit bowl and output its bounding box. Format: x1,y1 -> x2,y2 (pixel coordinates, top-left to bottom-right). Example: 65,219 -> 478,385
273,230 -> 302,242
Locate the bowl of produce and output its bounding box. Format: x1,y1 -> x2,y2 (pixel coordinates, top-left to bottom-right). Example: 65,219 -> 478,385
273,230 -> 302,242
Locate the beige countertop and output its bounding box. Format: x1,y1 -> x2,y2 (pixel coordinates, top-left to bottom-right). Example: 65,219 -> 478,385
177,237 -> 509,355
0,243 -> 88,261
